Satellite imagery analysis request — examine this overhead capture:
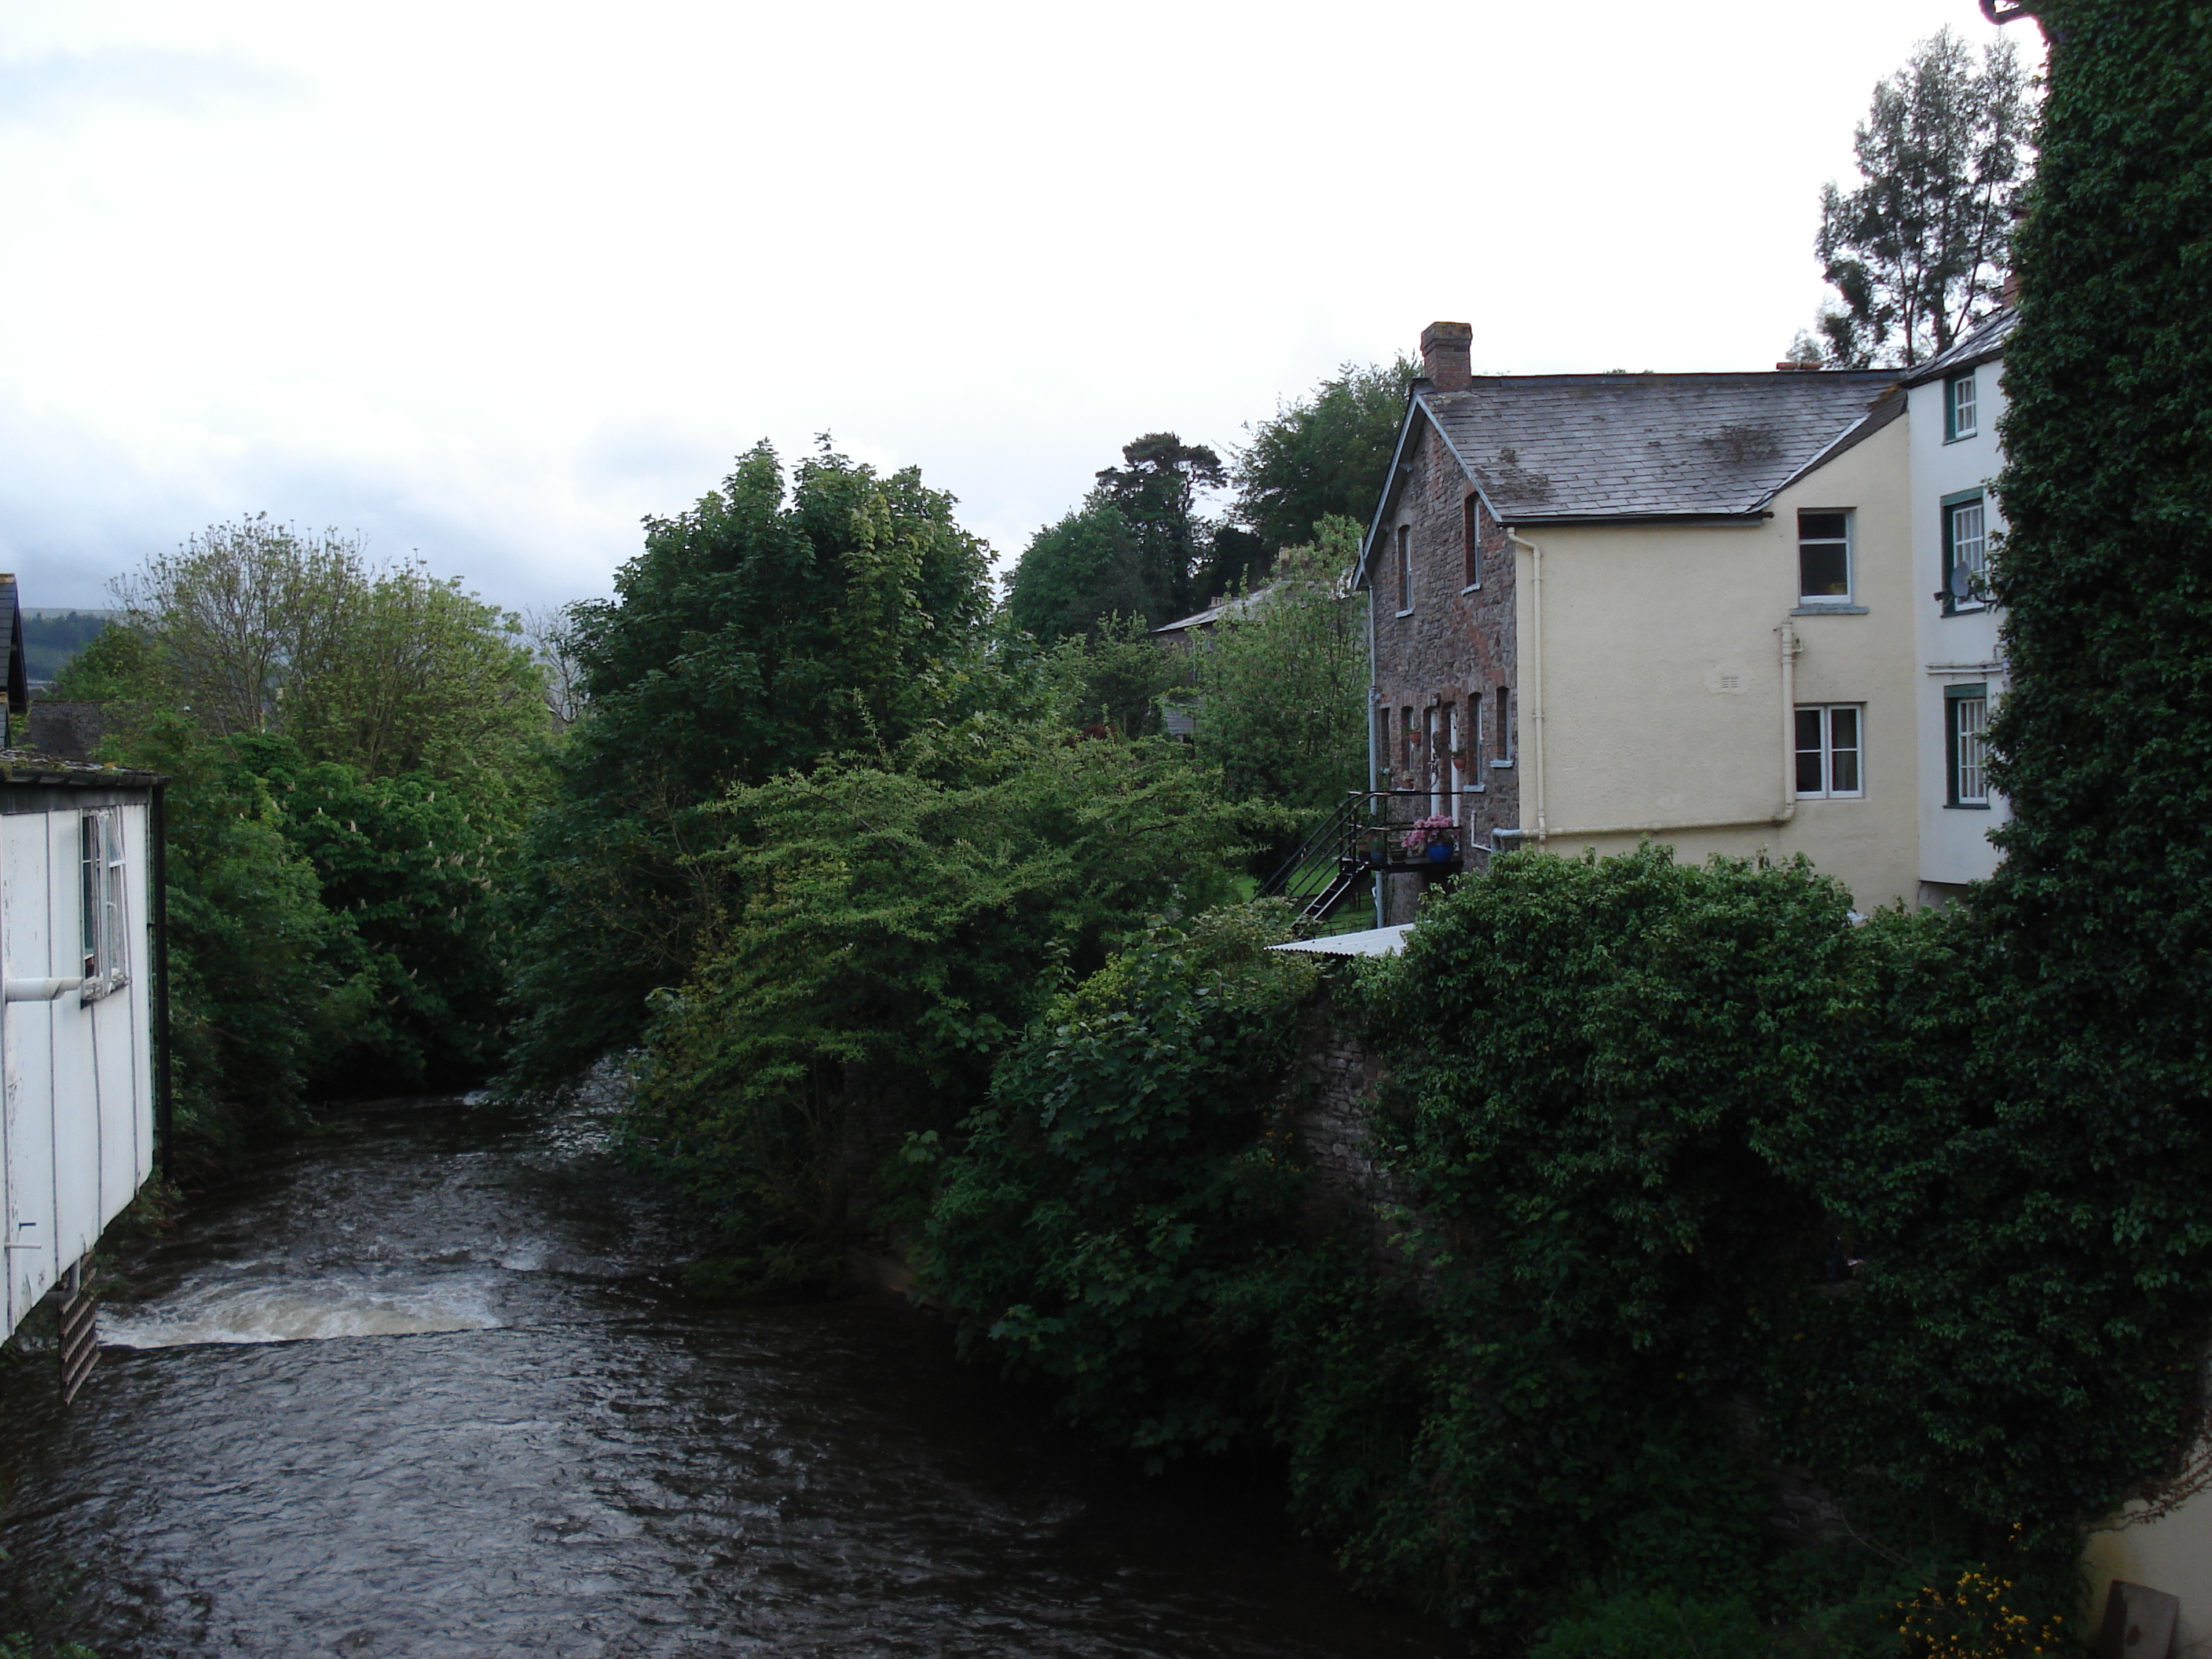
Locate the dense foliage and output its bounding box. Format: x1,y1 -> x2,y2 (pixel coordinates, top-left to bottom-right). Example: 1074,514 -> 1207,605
1231,359 -> 1413,554
925,906 -> 1317,1462
108,515 -> 545,776
1190,521 -> 1368,814
506,441 -> 994,1082
1807,29 -> 2033,368
1002,504 -> 1149,645
1970,0 -> 2212,1532
924,850 -> 2097,1643
43,522 -> 550,1147
627,721 -> 1265,1283
1003,433 -> 1261,641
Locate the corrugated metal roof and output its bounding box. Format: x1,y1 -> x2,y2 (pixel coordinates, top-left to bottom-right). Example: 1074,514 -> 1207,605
1421,370 -> 1900,522
1269,923 -> 1412,958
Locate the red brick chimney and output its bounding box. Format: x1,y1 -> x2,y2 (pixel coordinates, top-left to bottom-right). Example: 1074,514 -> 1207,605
1421,320 -> 1473,392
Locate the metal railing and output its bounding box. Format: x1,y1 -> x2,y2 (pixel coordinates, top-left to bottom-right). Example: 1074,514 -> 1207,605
1260,790 -> 1492,932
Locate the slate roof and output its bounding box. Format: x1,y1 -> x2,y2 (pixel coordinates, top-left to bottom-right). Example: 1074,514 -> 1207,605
1899,307 -> 2017,387
0,576 -> 24,716
1417,369 -> 1901,524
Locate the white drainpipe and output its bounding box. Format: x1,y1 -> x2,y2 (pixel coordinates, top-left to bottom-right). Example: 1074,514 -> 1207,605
5,978 -> 87,1002
1504,528 -> 1548,844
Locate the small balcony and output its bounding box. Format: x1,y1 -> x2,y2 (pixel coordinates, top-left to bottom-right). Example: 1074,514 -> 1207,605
1260,790 -> 1492,932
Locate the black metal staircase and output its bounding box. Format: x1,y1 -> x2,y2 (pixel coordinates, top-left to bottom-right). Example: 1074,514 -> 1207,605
1259,791 -> 1490,932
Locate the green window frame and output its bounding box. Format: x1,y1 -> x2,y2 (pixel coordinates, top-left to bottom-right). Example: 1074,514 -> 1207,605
1945,371 -> 1978,441
1940,489 -> 1990,613
1945,683 -> 1990,808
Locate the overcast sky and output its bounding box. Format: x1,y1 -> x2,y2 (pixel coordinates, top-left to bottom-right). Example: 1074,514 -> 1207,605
2,1 -> 2036,613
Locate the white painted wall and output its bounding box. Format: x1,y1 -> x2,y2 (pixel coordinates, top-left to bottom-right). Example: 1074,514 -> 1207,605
1509,412 -> 1921,912
1,792 -> 156,1340
2085,1489 -> 2212,1657
1908,359 -> 2011,890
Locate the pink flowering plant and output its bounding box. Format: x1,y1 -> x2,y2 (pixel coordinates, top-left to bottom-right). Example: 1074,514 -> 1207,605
1400,814 -> 1456,854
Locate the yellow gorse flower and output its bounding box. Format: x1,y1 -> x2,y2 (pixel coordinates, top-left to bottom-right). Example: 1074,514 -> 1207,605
1896,1562 -> 2064,1659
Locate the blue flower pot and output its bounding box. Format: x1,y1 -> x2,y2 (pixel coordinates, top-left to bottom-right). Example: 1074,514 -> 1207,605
1426,840 -> 1456,862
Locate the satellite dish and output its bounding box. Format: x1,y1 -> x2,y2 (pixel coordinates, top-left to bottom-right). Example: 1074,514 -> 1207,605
1950,564 -> 1975,600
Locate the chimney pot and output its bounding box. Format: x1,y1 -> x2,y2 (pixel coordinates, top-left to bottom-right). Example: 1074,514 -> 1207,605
1420,320 -> 1474,393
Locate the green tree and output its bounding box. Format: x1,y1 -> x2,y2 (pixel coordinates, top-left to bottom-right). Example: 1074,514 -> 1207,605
46,621 -> 156,701
925,905 -> 1317,1463
627,722 -> 1261,1279
1092,433 -> 1226,624
64,521 -> 555,1125
1191,518 -> 1368,813
1813,28 -> 2034,368
1232,359 -> 1415,555
108,515 -> 546,780
1003,502 -> 1148,643
107,716 -> 341,1156
506,441 -> 994,1084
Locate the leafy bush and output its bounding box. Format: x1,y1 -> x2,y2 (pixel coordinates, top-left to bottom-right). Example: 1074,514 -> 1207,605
1192,522 -> 1369,815
627,726 -> 1265,1278
925,904 -> 1317,1463
507,441 -> 996,1082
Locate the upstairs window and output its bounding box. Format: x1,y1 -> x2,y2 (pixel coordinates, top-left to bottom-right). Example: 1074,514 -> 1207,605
1943,493 -> 1989,611
1798,511 -> 1852,604
1396,526 -> 1413,613
1463,495 -> 1481,589
1492,686 -> 1514,766
80,808 -> 130,1000
1946,371 -> 1979,441
1794,705 -> 1863,799
1946,684 -> 1990,807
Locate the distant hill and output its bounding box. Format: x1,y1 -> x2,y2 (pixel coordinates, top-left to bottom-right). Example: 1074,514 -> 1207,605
20,610 -> 119,687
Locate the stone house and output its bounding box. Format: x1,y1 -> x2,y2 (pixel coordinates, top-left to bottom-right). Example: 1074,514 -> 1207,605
1354,322 -> 1914,921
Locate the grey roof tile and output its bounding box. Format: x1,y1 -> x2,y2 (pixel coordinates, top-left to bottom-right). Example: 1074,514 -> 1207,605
1421,370 -> 1900,520
1899,307 -> 2017,387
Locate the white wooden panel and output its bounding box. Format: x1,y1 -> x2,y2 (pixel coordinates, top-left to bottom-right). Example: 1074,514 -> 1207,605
49,808 -> 102,1269
3,811 -> 58,1335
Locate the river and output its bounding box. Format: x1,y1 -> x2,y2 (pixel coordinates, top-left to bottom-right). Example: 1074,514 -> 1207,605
0,1091 -> 1452,1657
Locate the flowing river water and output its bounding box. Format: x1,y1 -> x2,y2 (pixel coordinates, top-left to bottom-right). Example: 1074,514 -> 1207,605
0,1093 -> 1452,1657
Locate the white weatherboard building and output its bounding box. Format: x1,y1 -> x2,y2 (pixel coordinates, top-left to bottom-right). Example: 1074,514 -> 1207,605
1,579 -> 164,1346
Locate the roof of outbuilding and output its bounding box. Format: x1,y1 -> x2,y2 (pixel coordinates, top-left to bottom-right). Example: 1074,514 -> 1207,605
1416,369 -> 1900,525
0,576 -> 24,716
1898,307 -> 2017,388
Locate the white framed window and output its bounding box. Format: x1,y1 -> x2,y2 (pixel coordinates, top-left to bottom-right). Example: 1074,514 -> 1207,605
80,808 -> 130,1000
1946,684 -> 1990,807
1491,685 -> 1514,767
1395,525 -> 1413,614
1794,705 -> 1864,799
1797,510 -> 1852,604
1942,493 -> 1989,611
1946,372 -> 1978,441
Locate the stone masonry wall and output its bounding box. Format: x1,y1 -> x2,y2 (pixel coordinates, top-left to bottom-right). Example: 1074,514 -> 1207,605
1283,983 -> 1413,1264
1372,411 -> 1519,925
